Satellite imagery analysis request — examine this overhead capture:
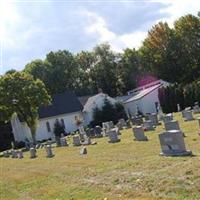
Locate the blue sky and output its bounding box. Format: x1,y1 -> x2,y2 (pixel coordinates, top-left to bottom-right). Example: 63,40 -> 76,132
0,0 -> 199,74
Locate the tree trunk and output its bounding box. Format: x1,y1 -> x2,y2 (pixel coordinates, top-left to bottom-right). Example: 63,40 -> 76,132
29,120 -> 38,145
31,132 -> 37,145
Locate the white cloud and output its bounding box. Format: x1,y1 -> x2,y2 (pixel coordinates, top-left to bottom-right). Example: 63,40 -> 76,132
0,1 -> 20,42
83,10 -> 147,51
159,0 -> 200,27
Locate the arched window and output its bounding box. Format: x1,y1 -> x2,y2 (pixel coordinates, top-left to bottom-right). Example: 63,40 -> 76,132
46,121 -> 51,132
61,118 -> 65,129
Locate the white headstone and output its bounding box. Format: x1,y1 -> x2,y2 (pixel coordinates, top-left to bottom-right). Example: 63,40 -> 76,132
18,150 -> 23,159
107,130 -> 120,143
164,120 -> 180,131
11,150 -> 18,158
148,113 -> 159,126
80,146 -> 87,155
184,110 -> 194,121
30,148 -> 36,159
60,137 -> 68,147
132,126 -> 148,141
163,113 -> 173,123
143,120 -> 154,131
3,150 -> 10,158
159,130 -> 192,156
45,145 -> 54,158
73,136 -> 81,146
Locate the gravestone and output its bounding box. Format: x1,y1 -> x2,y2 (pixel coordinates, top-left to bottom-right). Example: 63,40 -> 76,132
163,114 -> 173,123
79,125 -> 86,135
111,127 -> 121,135
18,150 -> 23,159
11,150 -> 18,158
30,148 -> 36,159
3,150 -> 10,158
177,104 -> 181,112
118,118 -> 127,127
89,128 -> 95,137
81,135 -> 91,145
80,146 -> 87,155
148,113 -> 160,126
109,121 -> 114,129
131,116 -> 143,126
184,110 -> 194,121
73,136 -> 81,146
36,143 -> 41,149
143,120 -> 154,131
45,145 -> 54,158
193,104 -> 200,114
60,137 -> 68,147
101,128 -> 107,137
107,130 -> 120,143
116,121 -> 123,130
159,130 -> 192,156
164,120 -> 180,131
102,122 -> 110,133
94,126 -> 103,137
132,126 -> 148,141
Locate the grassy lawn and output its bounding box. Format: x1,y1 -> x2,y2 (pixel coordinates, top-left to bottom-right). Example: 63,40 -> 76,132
1,112 -> 200,200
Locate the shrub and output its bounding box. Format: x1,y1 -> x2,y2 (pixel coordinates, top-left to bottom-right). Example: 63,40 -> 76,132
91,98 -> 127,126
53,119 -> 65,138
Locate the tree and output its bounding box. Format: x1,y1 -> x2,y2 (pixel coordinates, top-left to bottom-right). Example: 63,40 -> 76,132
45,50 -> 79,94
74,51 -> 96,95
90,43 -> 120,96
0,72 -> 51,143
24,59 -> 51,92
139,22 -> 182,83
118,48 -> 142,93
174,14 -> 200,83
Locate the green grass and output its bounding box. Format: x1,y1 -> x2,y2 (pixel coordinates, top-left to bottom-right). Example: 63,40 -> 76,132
1,112 -> 200,200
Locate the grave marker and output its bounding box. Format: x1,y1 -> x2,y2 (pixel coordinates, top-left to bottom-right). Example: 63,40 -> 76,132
159,130 -> 192,156
133,126 -> 148,141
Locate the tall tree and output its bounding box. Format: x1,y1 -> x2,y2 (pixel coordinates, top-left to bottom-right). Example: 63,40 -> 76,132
75,51 -> 96,95
24,59 -> 51,92
90,43 -> 120,96
45,50 -> 79,94
139,22 -> 182,83
118,48 -> 142,93
174,14 -> 200,83
0,72 -> 51,143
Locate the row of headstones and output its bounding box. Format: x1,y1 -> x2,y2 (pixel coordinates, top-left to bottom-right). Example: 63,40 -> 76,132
77,118 -> 129,144
3,145 -> 54,159
131,113 -> 164,131
3,141 -> 89,159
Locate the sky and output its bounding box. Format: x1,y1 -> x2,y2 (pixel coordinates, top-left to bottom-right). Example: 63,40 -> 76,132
0,0 -> 200,74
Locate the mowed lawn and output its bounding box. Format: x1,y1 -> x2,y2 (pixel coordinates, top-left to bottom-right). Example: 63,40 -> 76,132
1,113 -> 200,200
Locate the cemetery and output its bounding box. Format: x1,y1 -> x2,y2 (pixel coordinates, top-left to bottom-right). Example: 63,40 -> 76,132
1,111 -> 200,200
1,3 -> 200,200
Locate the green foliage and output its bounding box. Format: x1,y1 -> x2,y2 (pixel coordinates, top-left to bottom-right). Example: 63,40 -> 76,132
53,119 -> 65,137
118,48 -> 143,93
91,98 -> 127,126
139,14 -> 200,84
12,13 -> 200,98
0,72 -> 51,142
